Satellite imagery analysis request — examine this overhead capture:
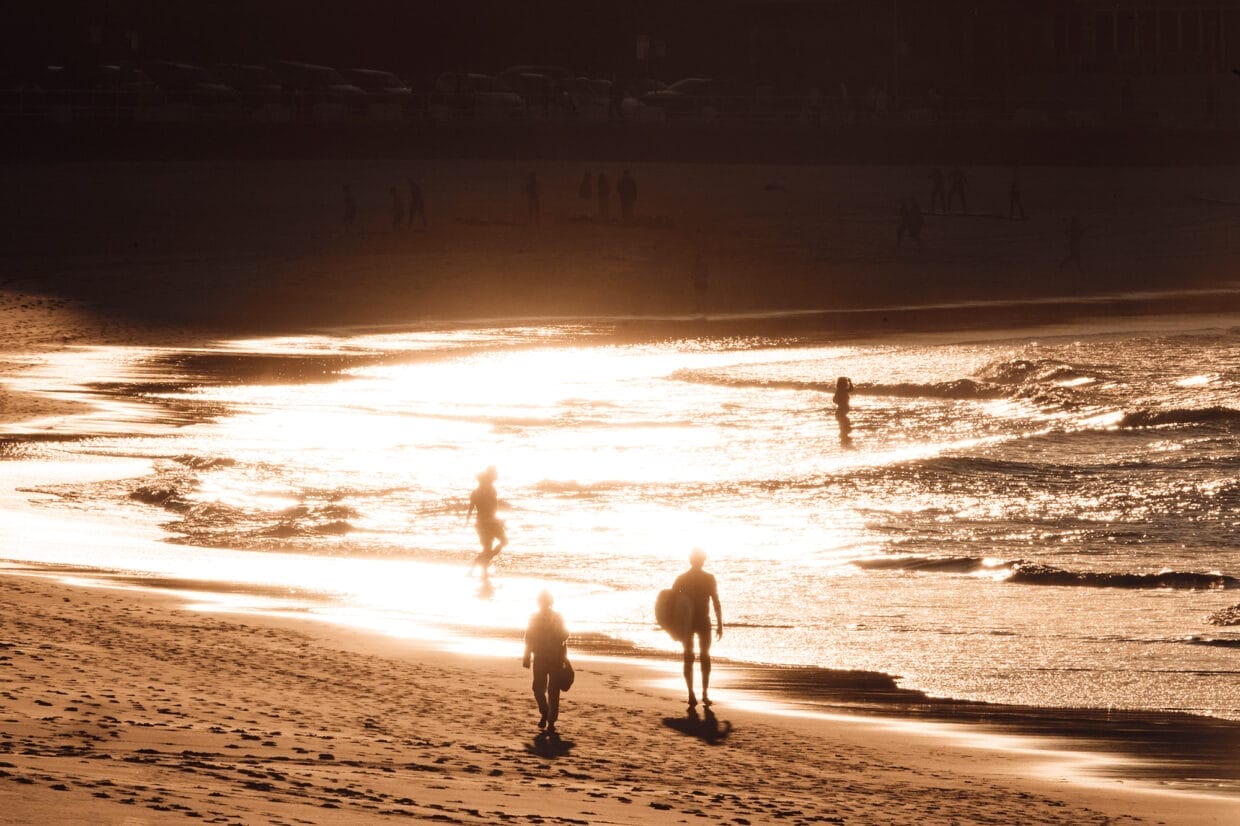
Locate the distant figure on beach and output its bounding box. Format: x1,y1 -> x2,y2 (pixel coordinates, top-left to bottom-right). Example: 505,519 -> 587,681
596,172 -> 611,221
466,465 -> 508,582
342,185 -> 357,229
1008,165 -> 1026,220
897,198 -> 923,248
691,252 -> 710,317
406,178 -> 427,228
672,548 -> 723,710
833,376 -> 854,441
522,590 -> 570,734
947,165 -> 969,214
617,169 -> 637,224
523,172 -> 541,226
928,167 -> 946,213
578,171 -> 592,202
389,187 -> 405,230
1059,215 -> 1085,274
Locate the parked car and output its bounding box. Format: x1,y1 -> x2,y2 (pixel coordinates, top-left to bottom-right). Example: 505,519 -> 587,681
212,63 -> 285,106
641,77 -> 748,120
142,60 -> 236,107
564,76 -> 612,120
500,64 -> 574,83
429,72 -> 524,120
269,60 -> 367,115
499,70 -> 573,118
42,63 -> 161,116
342,69 -> 412,101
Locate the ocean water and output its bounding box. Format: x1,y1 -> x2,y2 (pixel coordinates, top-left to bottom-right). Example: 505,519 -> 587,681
2,313 -> 1238,720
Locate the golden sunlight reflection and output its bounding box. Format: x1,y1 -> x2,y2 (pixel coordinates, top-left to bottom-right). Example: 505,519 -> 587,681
8,323 -> 1239,722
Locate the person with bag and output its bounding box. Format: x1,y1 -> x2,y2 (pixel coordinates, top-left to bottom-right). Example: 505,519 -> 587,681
522,590 -> 570,733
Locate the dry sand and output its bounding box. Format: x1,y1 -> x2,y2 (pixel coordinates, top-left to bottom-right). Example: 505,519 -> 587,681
2,568 -> 1236,826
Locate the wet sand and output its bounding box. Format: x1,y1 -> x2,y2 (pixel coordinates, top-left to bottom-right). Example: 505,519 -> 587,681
2,567 -> 1237,825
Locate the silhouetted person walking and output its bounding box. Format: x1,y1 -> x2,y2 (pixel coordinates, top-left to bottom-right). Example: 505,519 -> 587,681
406,178 -> 427,228
523,590 -> 570,733
1009,166 -> 1026,220
1059,215 -> 1085,274
947,165 -> 969,214
929,167 -> 946,213
617,169 -> 637,224
389,187 -> 405,230
523,172 -> 541,226
673,548 -> 723,710
596,172 -> 611,221
466,465 -> 508,582
342,184 -> 357,229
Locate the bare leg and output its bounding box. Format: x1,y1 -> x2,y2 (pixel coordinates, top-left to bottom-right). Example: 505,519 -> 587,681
532,667 -> 549,728
699,633 -> 713,706
682,642 -> 697,707
547,683 -> 561,729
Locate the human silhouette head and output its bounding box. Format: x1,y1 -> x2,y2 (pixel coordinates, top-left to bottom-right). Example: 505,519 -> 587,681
836,376 -> 851,392
478,465 -> 498,482
537,589 -> 554,609
689,547 -> 707,568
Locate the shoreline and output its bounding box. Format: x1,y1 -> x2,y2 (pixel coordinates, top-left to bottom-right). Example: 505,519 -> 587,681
6,559 -> 1240,800
3,283 -> 1237,434
2,565 -> 1238,825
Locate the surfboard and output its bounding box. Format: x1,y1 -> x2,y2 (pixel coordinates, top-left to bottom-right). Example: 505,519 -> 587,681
655,588 -> 693,642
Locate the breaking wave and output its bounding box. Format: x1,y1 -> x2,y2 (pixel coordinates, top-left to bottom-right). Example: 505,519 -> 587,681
668,371 -> 1006,400
1206,604 -> 1240,627
852,555 -> 1240,590
1119,406 -> 1240,429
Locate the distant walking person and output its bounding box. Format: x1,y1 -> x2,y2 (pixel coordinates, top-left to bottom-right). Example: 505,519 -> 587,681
617,169 -> 637,224
522,590 -> 570,734
523,172 -> 541,226
342,184 -> 357,229
673,548 -> 723,710
596,172 -> 611,221
947,165 -> 969,214
1059,215 -> 1085,274
406,178 -> 427,228
1008,165 -> 1026,220
466,466 -> 508,582
389,187 -> 405,230
928,167 -> 946,213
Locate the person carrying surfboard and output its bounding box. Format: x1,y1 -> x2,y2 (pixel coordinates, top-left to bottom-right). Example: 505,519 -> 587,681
672,547 -> 723,710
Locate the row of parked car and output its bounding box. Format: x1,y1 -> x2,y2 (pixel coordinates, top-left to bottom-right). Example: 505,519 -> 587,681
4,59 -> 827,125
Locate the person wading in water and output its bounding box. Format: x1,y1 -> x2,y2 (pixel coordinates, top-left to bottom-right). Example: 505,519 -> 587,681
466,465 -> 508,583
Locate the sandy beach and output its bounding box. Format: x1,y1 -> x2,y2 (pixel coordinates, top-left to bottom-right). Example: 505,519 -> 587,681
5,157 -> 1239,424
3,157 -> 1240,823
2,566 -> 1236,825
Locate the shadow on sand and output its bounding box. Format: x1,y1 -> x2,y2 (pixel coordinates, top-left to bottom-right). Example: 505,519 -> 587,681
525,730 -> 574,758
662,707 -> 732,745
